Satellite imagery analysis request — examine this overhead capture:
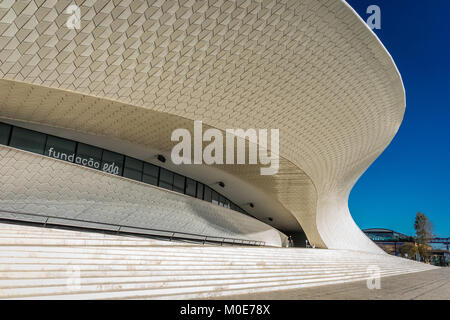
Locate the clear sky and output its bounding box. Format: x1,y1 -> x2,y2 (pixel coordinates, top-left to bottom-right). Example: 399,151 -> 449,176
346,0 -> 450,238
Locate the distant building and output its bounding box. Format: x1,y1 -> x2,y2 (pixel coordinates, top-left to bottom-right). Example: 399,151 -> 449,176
430,250 -> 450,267
364,228 -> 450,266
363,228 -> 414,257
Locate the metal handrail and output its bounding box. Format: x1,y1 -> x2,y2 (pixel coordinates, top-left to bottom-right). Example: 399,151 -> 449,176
0,209 -> 265,247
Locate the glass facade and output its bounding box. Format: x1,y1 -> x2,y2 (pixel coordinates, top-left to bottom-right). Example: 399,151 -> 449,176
101,150 -> 124,176
9,126 -> 46,154
123,157 -> 143,181
0,123 -> 11,145
0,122 -> 252,217
143,163 -> 159,186
158,168 -> 174,190
196,183 -> 204,200
364,230 -> 411,242
45,135 -> 77,162
173,174 -> 185,194
185,178 -> 196,197
365,232 -> 395,241
204,186 -> 212,202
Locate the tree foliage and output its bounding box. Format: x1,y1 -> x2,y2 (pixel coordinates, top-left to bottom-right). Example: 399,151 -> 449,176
400,212 -> 434,263
414,212 -> 433,243
399,242 -> 432,263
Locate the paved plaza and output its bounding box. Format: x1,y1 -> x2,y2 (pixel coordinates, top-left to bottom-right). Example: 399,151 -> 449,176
220,268 -> 450,300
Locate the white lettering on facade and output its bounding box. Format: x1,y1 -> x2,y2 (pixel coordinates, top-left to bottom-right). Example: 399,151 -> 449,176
47,147 -> 120,175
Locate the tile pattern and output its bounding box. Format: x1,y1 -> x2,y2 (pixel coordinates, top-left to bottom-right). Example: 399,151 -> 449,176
0,146 -> 283,246
0,0 -> 405,253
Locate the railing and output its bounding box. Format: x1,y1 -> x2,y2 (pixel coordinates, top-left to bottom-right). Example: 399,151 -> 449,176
0,209 -> 265,247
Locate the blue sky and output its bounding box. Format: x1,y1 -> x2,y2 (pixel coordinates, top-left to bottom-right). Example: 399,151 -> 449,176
346,0 -> 450,238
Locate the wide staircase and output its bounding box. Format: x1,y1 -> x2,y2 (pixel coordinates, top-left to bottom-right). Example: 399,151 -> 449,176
0,223 -> 437,299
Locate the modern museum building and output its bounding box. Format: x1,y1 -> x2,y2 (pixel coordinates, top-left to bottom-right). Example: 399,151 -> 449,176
0,1 -> 428,256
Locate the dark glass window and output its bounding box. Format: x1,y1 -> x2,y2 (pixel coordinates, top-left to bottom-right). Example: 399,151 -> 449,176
0,123 -> 11,145
45,135 -> 76,163
101,150 -> 124,176
204,186 -> 212,202
185,178 -> 196,197
219,195 -> 230,208
233,204 -> 245,214
143,163 -> 159,186
158,168 -> 173,190
196,183 -> 204,200
75,143 -> 103,169
173,174 -> 185,194
365,232 -> 394,241
211,190 -> 219,205
123,157 -> 143,181
9,126 -> 46,154
218,195 -> 225,207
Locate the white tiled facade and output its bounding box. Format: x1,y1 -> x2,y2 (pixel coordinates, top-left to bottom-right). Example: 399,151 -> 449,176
0,146 -> 283,246
0,0 -> 405,253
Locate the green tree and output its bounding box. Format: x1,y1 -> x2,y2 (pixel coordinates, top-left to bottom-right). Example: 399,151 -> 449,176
399,242 -> 432,263
414,212 -> 434,244
400,212 -> 434,263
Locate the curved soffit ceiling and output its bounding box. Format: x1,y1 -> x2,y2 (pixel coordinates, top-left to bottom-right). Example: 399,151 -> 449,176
0,79 -> 315,235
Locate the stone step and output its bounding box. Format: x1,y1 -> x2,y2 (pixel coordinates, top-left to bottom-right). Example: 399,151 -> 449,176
0,263 -> 407,274
0,265 -> 414,280
0,223 -> 436,299
3,270 -> 419,300
0,266 -> 418,289
0,254 -> 422,267
0,243 -> 413,262
0,250 -> 405,264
